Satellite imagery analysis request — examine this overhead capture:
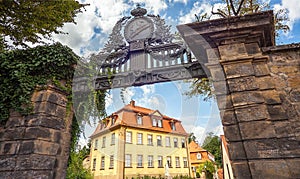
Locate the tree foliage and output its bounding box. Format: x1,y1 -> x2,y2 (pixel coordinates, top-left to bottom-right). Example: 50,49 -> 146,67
184,78 -> 213,101
188,132 -> 197,143
0,42 -> 79,122
202,132 -> 222,168
0,0 -> 88,49
198,161 -> 216,179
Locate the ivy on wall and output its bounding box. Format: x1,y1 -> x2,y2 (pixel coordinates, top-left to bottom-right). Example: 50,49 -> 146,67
0,42 -> 79,122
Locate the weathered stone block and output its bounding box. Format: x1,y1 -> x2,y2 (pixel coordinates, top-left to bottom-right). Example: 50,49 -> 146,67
244,138 -> 280,159
206,48 -> 220,63
220,110 -> 237,125
34,140 -> 60,155
274,121 -> 295,138
219,43 -> 248,61
0,142 -> 19,155
5,116 -> 24,128
263,90 -> 281,104
0,156 -> 16,171
2,127 -> 25,141
245,43 -> 262,55
256,76 -> 275,90
19,141 -> 34,154
227,142 -> 247,160
223,61 -> 255,78
286,159 -> 300,178
216,94 -> 233,110
26,115 -> 65,130
249,159 -> 291,179
239,121 -> 276,140
228,76 -> 258,92
16,154 -> 56,170
213,81 -> 228,95
277,137 -> 300,157
253,61 -> 270,76
267,105 -> 288,120
290,89 -> 300,102
24,127 -> 51,140
207,65 -> 225,81
288,76 -> 300,88
231,161 -> 251,179
223,125 -> 242,141
235,104 -> 269,122
231,91 -> 264,106
270,65 -> 298,74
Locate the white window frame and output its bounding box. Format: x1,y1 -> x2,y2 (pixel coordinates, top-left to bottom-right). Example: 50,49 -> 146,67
158,155 -> 163,168
157,135 -> 162,146
166,137 -> 171,147
111,133 -> 115,145
125,154 -> 132,167
126,131 -> 132,143
175,157 -> 180,168
101,156 -> 105,169
137,133 -> 143,145
174,138 -> 178,148
148,155 -> 153,167
109,155 -> 114,169
102,136 -> 106,148
137,155 -> 143,167
147,134 -> 153,145
137,115 -> 143,125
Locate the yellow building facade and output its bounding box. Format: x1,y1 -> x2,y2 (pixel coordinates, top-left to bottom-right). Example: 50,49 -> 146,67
89,101 -> 191,179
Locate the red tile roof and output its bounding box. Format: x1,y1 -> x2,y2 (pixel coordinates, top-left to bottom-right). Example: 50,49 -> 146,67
90,101 -> 187,138
188,141 -> 207,153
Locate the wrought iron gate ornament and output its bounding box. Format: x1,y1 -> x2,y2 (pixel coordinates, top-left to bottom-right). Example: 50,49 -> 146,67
73,4 -> 206,91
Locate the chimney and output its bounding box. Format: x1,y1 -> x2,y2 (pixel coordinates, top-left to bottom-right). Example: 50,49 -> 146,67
130,100 -> 135,107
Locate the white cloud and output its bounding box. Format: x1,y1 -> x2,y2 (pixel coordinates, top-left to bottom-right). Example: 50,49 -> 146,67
129,0 -> 168,15
179,2 -> 212,24
273,0 -> 300,31
173,0 -> 188,5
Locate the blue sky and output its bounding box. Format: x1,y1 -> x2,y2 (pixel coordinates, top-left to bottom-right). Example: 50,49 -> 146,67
53,0 -> 300,146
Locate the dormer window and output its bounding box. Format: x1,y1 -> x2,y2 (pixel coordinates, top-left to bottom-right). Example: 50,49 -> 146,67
197,153 -> 202,160
111,115 -> 116,125
152,118 -> 157,126
157,119 -> 162,127
152,117 -> 163,127
137,115 -> 143,125
170,122 -> 176,131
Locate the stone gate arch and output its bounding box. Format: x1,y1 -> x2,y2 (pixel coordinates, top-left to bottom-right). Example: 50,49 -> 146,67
1,5 -> 299,179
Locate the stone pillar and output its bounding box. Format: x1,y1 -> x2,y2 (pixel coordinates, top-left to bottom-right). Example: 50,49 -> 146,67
177,11 -> 300,178
0,85 -> 73,179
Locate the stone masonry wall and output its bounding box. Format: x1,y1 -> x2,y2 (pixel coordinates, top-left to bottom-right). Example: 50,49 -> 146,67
178,11 -> 300,178
0,86 -> 73,179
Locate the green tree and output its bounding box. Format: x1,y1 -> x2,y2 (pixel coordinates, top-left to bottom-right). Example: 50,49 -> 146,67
0,0 -> 88,49
198,161 -> 216,179
188,132 -> 197,143
202,132 -> 222,168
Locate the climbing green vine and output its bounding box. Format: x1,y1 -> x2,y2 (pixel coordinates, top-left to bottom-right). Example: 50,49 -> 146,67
0,42 -> 79,122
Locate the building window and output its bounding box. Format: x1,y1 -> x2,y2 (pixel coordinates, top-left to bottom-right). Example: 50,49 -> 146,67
92,158 -> 96,170
109,155 -> 114,169
111,133 -> 115,145
183,157 -> 188,168
148,155 -> 153,168
137,155 -> 143,168
175,157 -> 180,168
167,156 -> 172,167
152,118 -> 157,126
181,138 -> 185,148
157,135 -> 162,146
170,122 -> 176,130
166,137 -> 170,147
197,153 -> 202,160
174,138 -> 178,148
101,156 -> 105,170
137,133 -> 143,145
126,131 -> 132,143
94,139 -> 98,150
111,116 -> 116,125
157,119 -> 162,127
147,134 -> 153,145
137,115 -> 143,125
102,136 -> 106,148
125,154 -> 132,167
158,156 -> 163,168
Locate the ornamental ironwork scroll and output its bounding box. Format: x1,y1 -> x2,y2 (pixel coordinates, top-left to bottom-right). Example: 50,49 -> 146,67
73,5 -> 206,91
